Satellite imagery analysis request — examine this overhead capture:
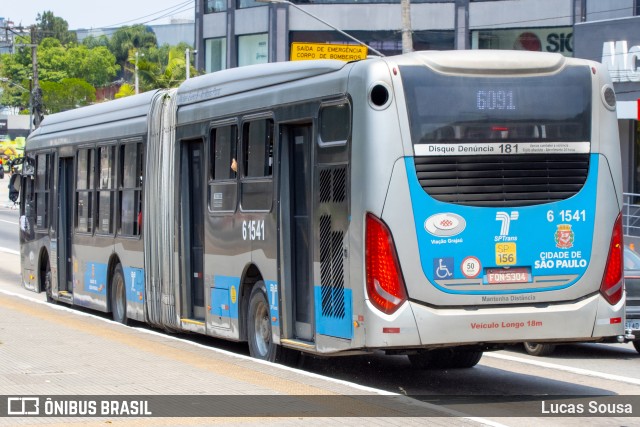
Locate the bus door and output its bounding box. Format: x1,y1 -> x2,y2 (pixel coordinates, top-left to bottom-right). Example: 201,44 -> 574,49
281,124 -> 314,342
180,140 -> 206,320
57,156 -> 74,295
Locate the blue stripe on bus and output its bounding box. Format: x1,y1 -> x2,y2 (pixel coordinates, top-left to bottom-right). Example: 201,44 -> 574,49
83,262 -> 108,296
314,286 -> 353,339
212,275 -> 241,320
405,155 -> 599,295
123,267 -> 145,303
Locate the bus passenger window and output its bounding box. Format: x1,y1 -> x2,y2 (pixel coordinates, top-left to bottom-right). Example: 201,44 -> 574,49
35,153 -> 51,230
119,142 -> 143,236
240,119 -> 274,212
97,145 -> 116,234
243,119 -> 274,178
75,149 -> 95,233
211,125 -> 237,180
319,102 -> 351,146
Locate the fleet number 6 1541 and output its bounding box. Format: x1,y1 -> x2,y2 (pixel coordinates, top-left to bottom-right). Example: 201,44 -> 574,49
546,209 -> 586,222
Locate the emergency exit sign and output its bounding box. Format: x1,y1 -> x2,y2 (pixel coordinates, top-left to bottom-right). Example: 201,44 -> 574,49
290,43 -> 368,62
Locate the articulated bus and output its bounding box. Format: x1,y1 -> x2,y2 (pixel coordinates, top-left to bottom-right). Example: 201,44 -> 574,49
15,50 -> 626,368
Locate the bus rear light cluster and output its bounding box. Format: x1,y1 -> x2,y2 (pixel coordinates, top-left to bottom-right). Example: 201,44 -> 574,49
365,213 -> 407,315
600,212 -> 623,305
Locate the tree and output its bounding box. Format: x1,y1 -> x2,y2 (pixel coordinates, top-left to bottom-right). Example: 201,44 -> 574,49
131,43 -> 197,93
36,11 -> 77,45
82,35 -> 110,49
109,25 -> 158,74
66,45 -> 120,87
40,78 -> 95,114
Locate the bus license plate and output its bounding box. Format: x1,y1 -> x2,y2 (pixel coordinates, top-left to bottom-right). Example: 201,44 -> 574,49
486,268 -> 529,284
626,320 -> 640,331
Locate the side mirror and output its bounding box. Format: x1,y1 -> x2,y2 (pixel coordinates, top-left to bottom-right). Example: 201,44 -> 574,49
8,173 -> 20,203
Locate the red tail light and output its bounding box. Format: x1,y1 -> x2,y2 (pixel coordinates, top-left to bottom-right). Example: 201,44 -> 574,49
365,213 -> 407,314
600,212 -> 623,305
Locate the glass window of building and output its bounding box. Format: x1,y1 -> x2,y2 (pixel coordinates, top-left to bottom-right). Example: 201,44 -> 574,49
206,0 -> 227,13
237,0 -> 263,8
238,34 -> 268,66
206,37 -> 227,73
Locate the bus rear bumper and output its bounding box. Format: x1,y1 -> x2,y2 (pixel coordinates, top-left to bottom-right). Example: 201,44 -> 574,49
410,293 -> 625,346
364,293 -> 625,348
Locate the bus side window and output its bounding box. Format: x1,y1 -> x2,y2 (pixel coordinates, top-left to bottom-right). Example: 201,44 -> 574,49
75,149 -> 95,233
240,119 -> 274,211
119,142 -> 143,236
209,125 -> 238,213
211,125 -> 237,180
319,102 -> 351,146
243,119 -> 274,178
35,153 -> 52,230
97,145 -> 116,235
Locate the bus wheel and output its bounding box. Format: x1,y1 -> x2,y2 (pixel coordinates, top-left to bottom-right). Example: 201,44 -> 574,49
409,349 -> 483,369
523,342 -> 555,356
247,282 -> 300,365
248,282 -> 276,361
111,264 -> 128,325
43,263 -> 54,304
632,340 -> 640,354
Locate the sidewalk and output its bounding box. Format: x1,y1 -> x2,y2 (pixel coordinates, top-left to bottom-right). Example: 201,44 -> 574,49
0,276 -> 485,425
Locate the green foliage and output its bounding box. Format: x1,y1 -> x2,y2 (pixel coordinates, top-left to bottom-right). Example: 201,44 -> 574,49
36,11 -> 77,45
115,83 -> 135,99
82,35 -> 110,49
132,43 -> 198,91
1,11 -> 196,113
40,78 -> 96,113
109,25 -> 158,67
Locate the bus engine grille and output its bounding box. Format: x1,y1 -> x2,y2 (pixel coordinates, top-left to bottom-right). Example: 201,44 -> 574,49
414,153 -> 590,207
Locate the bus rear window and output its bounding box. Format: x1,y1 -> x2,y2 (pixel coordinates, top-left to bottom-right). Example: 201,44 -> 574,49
400,65 -> 592,146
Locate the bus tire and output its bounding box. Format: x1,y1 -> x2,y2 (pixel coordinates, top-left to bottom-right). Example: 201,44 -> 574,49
247,281 -> 299,365
523,342 -> 555,356
633,340 -> 640,354
111,264 -> 128,325
43,262 -> 54,304
408,349 -> 483,369
248,282 -> 277,361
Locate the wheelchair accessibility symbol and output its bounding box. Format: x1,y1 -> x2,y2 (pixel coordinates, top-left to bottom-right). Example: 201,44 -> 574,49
433,257 -> 454,279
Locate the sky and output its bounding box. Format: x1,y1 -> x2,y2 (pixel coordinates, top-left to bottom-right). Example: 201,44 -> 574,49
1,0 -> 195,30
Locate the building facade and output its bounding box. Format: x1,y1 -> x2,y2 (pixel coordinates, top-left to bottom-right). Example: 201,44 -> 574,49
195,0 -> 586,72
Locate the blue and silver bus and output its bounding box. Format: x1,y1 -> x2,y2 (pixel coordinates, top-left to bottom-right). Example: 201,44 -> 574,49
15,50 -> 626,368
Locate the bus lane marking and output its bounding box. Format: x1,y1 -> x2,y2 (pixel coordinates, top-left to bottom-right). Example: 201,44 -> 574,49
486,352 -> 640,386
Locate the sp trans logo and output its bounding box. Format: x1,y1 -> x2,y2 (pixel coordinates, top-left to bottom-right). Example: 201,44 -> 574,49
4,397 -> 152,417
495,211 -> 519,242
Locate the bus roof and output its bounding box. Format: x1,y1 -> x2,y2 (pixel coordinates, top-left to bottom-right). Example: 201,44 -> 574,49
176,59 -> 348,107
399,50 -> 569,75
28,89 -> 162,140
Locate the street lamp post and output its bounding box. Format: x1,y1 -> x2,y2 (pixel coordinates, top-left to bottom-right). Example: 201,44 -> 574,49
185,48 -> 198,80
256,0 -> 385,57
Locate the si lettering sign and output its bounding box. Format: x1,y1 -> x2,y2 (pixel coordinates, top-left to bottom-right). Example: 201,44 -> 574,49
290,42 -> 367,62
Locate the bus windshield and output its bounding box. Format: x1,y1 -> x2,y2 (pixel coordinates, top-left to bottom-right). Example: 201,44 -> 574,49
400,65 -> 592,146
